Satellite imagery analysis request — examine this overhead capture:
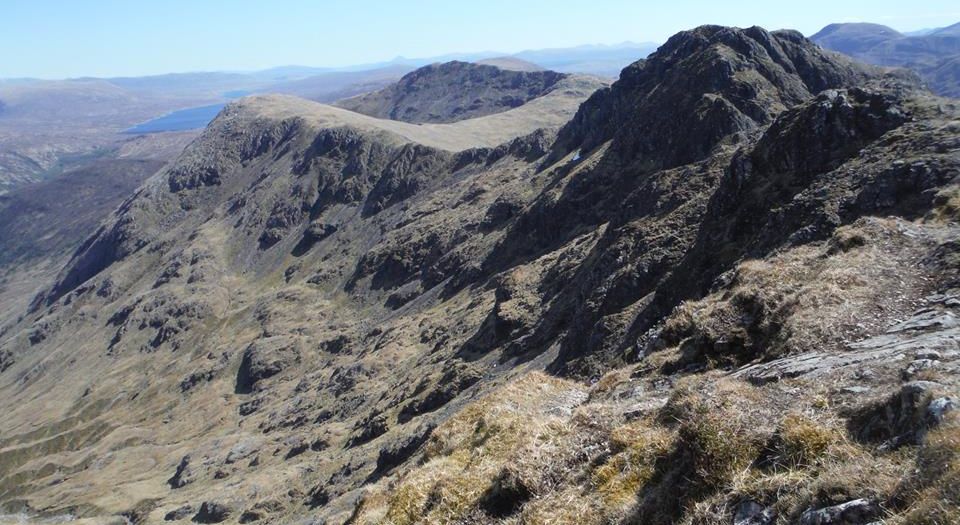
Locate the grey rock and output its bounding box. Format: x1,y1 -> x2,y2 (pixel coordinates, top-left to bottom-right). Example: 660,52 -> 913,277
623,398 -> 670,420
852,381 -> 947,449
304,221 -> 337,243
799,498 -> 880,525
887,310 -> 960,333
842,386 -> 871,394
902,358 -> 938,379
927,397 -> 958,423
283,436 -> 309,460
915,350 -> 943,360
734,500 -> 776,525
370,423 -> 435,479
225,440 -> 259,464
235,337 -> 302,394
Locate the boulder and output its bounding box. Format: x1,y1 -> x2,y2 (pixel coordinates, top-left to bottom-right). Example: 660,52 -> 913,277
167,455 -> 193,489
163,505 -> 194,521
192,501 -> 234,523
235,337 -> 302,394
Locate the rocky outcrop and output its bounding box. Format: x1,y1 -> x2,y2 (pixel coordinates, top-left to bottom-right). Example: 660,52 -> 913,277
167,455 -> 193,489
553,25 -> 875,169
192,501 -> 234,524
235,337 -> 302,394
475,26 -> 905,375
850,380 -> 958,449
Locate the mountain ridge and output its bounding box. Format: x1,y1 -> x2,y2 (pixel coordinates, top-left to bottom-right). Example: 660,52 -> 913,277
811,20 -> 960,97
1,24 -> 959,525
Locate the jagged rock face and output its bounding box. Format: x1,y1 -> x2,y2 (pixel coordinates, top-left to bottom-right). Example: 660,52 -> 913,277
473,26 -> 901,373
1,26 -> 960,525
543,80 -> 954,373
335,61 -> 567,123
553,26 -> 876,171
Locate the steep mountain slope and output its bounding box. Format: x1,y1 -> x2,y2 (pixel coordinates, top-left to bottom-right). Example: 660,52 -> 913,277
1,25 -> 959,525
812,21 -> 960,97
934,22 -> 960,37
334,62 -> 574,123
0,131 -> 197,358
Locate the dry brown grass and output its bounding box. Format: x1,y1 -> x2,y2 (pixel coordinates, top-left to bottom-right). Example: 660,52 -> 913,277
349,372 -> 587,525
349,364 -> 955,525
895,413 -> 960,525
656,218 -> 927,369
930,185 -> 960,223
775,414 -> 854,469
592,420 -> 673,507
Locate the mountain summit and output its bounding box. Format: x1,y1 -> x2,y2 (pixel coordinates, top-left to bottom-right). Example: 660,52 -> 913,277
334,61 -> 573,123
1,25 -> 959,525
555,25 -> 877,168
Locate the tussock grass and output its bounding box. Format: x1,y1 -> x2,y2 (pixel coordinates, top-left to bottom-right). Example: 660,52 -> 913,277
349,365 -> 956,525
350,372 -> 586,525
657,218 -> 928,369
930,185 -> 960,223
895,413 -> 960,525
592,420 -> 672,507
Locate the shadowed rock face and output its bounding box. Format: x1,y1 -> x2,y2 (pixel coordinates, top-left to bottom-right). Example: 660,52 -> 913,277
335,61 -> 568,123
553,26 -> 877,170
1,25 -> 959,525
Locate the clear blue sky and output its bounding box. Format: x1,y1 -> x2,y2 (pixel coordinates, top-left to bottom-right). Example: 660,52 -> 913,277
3,0 -> 959,79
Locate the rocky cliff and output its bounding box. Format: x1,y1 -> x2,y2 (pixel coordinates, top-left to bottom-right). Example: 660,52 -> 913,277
0,25 -> 959,525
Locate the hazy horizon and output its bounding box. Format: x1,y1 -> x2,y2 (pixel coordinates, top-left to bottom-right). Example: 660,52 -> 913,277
0,40 -> 660,81
4,0 -> 959,80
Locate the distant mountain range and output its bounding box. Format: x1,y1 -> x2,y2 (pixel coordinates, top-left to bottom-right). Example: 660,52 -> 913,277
0,41 -> 658,194
811,22 -> 960,97
251,41 -> 659,79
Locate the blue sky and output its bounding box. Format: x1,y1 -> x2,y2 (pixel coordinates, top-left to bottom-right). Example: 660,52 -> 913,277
3,0 -> 959,79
